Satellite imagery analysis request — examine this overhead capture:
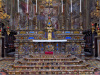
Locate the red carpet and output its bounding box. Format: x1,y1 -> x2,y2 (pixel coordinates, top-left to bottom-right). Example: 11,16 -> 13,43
45,51 -> 53,54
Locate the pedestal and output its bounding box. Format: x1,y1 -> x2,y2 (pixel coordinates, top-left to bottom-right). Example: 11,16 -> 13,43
14,43 -> 19,60
81,42 -> 85,60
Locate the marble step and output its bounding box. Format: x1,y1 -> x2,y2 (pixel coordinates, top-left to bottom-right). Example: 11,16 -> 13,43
24,57 -> 76,61
5,69 -> 94,75
17,60 -> 83,65
12,64 -> 89,68
29,54 -> 71,58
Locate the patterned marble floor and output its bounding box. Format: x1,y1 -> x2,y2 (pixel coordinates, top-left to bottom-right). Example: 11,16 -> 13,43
86,60 -> 100,70
0,60 -> 14,71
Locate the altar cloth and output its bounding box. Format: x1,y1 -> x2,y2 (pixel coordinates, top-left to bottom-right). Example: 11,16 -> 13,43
33,40 -> 67,42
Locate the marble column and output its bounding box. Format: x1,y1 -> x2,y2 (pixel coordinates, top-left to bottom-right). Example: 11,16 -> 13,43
10,0 -> 13,30
65,0 -> 69,30
58,4 -> 60,30
99,1 -> 100,28
85,0 -> 91,30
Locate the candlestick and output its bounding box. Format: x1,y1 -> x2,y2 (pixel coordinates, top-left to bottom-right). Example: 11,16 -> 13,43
36,0 -> 37,13
17,0 -> 19,13
71,0 -> 72,13
62,0 -> 63,13
27,0 -> 29,13
80,0 -> 82,12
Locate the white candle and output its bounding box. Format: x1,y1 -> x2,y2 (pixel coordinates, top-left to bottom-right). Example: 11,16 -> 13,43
17,0 -> 19,13
80,0 -> 82,12
71,0 -> 72,13
27,0 -> 29,13
62,0 -> 63,13
36,0 -> 37,13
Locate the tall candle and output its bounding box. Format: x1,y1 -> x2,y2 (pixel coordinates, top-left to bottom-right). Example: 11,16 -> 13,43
62,0 -> 63,13
36,0 -> 37,13
27,0 -> 29,13
17,0 -> 19,13
71,0 -> 72,13
80,0 -> 81,12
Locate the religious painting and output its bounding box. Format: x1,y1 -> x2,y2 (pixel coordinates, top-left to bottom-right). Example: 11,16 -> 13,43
69,1 -> 80,30
42,7 -> 58,29
51,17 -> 58,29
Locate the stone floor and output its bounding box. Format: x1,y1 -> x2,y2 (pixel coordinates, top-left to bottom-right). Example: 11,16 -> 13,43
0,59 -> 14,72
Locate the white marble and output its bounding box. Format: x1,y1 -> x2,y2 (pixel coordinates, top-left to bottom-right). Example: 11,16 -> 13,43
33,40 -> 67,42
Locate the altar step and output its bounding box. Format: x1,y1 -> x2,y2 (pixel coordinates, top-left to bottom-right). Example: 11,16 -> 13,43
17,60 -> 83,65
3,69 -> 94,75
29,54 -> 71,58
24,57 -> 77,61
2,54 -> 97,75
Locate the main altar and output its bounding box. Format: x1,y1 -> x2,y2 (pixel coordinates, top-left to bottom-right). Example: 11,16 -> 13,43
14,0 -> 85,60
14,16 -> 85,59
0,0 -> 98,75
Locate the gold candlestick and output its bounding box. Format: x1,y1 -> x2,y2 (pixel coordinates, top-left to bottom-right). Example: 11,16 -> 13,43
80,12 -> 83,30
7,26 -> 10,35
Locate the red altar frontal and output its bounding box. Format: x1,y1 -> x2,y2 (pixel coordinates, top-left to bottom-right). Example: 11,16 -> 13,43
45,51 -> 53,54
